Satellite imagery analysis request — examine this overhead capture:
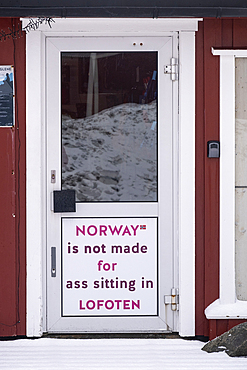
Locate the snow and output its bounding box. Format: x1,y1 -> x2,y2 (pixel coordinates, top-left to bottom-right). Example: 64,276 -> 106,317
205,298 -> 247,319
62,101 -> 157,202
0,338 -> 246,370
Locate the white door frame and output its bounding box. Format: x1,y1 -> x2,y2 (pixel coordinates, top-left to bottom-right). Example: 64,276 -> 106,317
47,35 -> 173,333
205,49 -> 247,319
25,18 -> 199,337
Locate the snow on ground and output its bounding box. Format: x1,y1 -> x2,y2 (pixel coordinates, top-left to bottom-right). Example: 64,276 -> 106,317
62,101 -> 157,202
0,338 -> 246,370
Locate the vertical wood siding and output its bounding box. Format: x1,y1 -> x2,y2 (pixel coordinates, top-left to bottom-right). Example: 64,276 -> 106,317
1,15 -> 247,339
0,18 -> 26,336
195,18 -> 247,339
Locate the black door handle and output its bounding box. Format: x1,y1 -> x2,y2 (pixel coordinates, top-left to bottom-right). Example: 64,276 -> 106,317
53,189 -> 76,213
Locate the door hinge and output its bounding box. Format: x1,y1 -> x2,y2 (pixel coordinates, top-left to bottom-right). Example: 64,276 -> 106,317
164,58 -> 178,81
164,288 -> 179,311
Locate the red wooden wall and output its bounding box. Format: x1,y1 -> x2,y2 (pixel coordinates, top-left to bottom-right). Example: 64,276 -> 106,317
195,18 -> 247,340
0,18 -> 26,336
1,16 -> 247,339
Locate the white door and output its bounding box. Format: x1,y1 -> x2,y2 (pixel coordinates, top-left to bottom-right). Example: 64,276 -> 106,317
46,35 -> 178,332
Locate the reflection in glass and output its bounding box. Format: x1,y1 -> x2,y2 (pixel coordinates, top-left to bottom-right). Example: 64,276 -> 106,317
61,52 -> 157,202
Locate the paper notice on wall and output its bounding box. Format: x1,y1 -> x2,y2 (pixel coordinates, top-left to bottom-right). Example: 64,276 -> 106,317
62,217 -> 158,317
0,66 -> 14,127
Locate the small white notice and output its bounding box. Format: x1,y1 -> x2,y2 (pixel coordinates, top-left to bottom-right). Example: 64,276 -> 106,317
0,66 -> 14,127
62,217 -> 158,316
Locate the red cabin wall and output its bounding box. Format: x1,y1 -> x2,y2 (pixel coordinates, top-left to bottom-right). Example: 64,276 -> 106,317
1,16 -> 247,339
0,18 -> 26,336
195,18 -> 247,340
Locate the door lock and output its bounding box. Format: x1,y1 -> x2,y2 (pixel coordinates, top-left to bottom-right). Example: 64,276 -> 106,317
51,170 -> 56,183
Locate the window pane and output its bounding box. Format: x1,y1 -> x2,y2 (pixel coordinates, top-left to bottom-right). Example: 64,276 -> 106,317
61,52 -> 157,202
235,57 -> 247,300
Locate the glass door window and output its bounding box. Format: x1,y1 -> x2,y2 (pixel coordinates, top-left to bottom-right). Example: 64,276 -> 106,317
61,52 -> 158,202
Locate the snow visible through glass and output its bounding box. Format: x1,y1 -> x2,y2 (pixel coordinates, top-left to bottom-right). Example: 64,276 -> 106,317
61,52 -> 157,202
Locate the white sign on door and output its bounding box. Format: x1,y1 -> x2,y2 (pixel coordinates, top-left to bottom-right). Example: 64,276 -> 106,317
62,217 -> 158,316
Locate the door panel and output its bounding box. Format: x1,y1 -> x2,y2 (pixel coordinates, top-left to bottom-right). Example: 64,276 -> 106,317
46,36 -> 176,332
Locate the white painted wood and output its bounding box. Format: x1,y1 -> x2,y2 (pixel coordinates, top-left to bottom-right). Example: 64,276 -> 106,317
205,298 -> 247,319
158,36 -> 176,333
172,32 -> 179,333
220,55 -> 236,305
26,30 -> 46,337
205,51 -> 247,319
48,35 -> 170,52
212,48 -> 247,56
178,32 -> 195,336
22,18 -> 202,35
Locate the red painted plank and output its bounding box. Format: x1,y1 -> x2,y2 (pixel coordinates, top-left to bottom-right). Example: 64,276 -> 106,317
13,18 -> 26,337
209,319 -> 217,340
195,20 -> 207,337
203,19 -> 221,312
0,18 -> 26,337
233,19 -> 247,48
221,19 -> 233,48
227,319 -> 246,332
0,129 -> 17,335
216,320 -> 228,338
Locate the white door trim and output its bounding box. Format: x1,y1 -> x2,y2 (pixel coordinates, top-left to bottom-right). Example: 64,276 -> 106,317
178,31 -> 195,337
205,48 -> 247,319
25,18 -> 197,337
